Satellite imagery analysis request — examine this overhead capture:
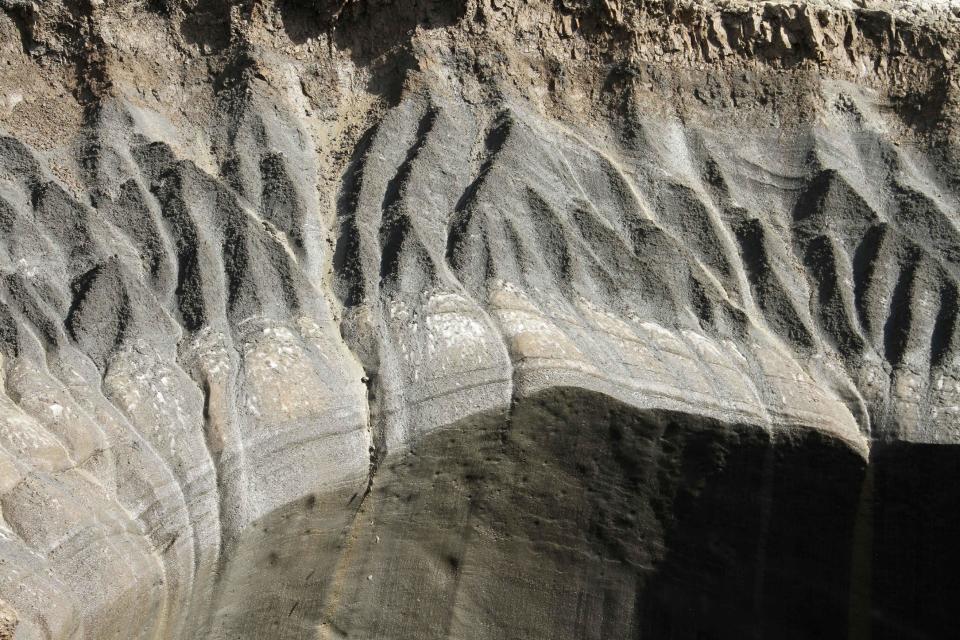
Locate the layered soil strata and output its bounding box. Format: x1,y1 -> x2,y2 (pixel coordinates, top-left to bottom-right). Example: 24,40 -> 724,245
0,1 -> 959,638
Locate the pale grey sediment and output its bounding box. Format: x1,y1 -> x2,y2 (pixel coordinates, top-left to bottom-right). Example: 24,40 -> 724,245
0,1 -> 959,638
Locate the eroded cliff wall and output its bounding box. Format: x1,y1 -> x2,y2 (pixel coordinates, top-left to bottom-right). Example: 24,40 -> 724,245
0,1 -> 959,638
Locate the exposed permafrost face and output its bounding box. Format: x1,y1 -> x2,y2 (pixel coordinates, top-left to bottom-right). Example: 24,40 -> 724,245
0,0 -> 959,638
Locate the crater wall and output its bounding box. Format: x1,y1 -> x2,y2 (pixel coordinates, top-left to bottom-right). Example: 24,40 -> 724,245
0,1 -> 959,638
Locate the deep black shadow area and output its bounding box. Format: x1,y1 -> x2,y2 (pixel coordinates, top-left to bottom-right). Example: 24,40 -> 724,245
219,387 -> 960,639
869,443 -> 960,640
637,425 -> 866,640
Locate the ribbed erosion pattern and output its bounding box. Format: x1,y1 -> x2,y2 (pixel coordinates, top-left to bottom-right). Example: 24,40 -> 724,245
1,2 -> 960,636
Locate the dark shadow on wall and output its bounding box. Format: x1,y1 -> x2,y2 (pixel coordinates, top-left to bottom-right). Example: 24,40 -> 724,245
638,427 -> 866,640
317,387 -> 871,639
868,443 -> 960,640
209,387 -> 960,639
